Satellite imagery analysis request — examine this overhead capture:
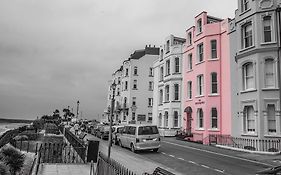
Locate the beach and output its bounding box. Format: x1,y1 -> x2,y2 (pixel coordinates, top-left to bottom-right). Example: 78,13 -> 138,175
0,123 -> 28,136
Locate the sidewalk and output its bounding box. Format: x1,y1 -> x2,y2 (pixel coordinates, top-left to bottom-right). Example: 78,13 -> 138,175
84,133 -> 183,175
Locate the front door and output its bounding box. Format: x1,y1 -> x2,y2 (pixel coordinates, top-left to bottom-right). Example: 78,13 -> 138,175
186,112 -> 192,134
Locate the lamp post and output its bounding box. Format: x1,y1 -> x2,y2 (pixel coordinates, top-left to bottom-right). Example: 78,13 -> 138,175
108,82 -> 116,159
76,100 -> 80,119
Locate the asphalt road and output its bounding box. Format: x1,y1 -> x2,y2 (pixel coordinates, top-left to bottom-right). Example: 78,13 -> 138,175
89,133 -> 275,175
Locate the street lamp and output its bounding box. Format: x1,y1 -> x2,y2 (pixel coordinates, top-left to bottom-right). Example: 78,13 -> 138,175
77,100 -> 80,119
108,82 -> 116,159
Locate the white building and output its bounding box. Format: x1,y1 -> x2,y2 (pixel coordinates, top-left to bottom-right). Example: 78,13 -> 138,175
152,35 -> 186,136
106,45 -> 159,124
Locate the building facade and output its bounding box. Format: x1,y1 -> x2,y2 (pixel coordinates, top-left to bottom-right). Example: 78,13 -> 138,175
152,35 -> 186,136
182,12 -> 232,142
105,45 -> 159,124
230,0 -> 281,139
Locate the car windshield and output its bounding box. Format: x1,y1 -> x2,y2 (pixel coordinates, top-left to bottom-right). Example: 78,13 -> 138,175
138,126 -> 159,135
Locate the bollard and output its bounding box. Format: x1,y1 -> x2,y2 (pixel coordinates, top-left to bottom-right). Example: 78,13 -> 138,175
86,139 -> 99,163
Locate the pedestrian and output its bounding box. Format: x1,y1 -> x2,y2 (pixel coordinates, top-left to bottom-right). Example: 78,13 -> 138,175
74,123 -> 79,135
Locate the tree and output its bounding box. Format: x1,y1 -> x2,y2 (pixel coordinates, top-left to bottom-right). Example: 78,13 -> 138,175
0,163 -> 8,175
0,146 -> 25,175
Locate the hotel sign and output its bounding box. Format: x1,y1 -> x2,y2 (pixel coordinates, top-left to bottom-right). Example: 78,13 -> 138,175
195,101 -> 205,105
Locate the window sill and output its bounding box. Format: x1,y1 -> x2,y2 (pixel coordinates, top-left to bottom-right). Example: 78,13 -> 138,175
158,104 -> 163,106
186,99 -> 192,102
264,134 -> 281,138
132,88 -> 138,90
239,45 -> 255,53
239,8 -> 251,16
195,60 -> 205,66
148,75 -> 154,77
240,89 -> 257,94
208,58 -> 219,61
208,128 -> 220,132
262,88 -> 279,91
241,133 -> 258,137
171,100 -> 181,103
172,72 -> 181,75
261,41 -> 277,46
195,95 -> 204,98
164,74 -> 171,77
147,106 -> 152,108
163,101 -> 170,103
186,69 -> 193,73
208,94 -> 219,97
166,51 -> 170,54
195,128 -> 204,131
196,31 -> 203,36
133,74 -> 138,76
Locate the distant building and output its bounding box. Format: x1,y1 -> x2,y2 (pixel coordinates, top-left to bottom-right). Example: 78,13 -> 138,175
182,12 -> 232,142
229,0 -> 281,139
105,45 -> 159,124
152,35 -> 185,136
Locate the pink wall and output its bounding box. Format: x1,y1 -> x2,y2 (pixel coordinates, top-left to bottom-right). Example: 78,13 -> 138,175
182,12 -> 231,141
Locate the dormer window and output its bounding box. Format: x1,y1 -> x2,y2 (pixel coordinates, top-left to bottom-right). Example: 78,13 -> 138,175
160,49 -> 164,60
197,19 -> 202,33
241,0 -> 249,12
187,32 -> 192,45
166,40 -> 170,53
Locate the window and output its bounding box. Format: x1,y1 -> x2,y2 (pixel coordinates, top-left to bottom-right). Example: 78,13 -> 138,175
197,75 -> 204,96
133,80 -> 137,89
148,113 -> 152,123
159,89 -> 163,104
125,68 -> 129,76
164,111 -> 168,128
125,81 -> 128,90
117,88 -> 120,96
263,16 -> 272,43
165,85 -> 170,102
211,108 -> 218,129
123,97 -> 127,108
166,40 -> 170,53
241,0 -> 249,12
188,54 -> 192,70
118,77 -> 121,84
265,58 -> 275,88
211,72 -> 218,94
149,67 -> 153,77
148,98 -> 153,107
197,108 -> 203,128
187,32 -> 192,45
166,60 -> 170,75
160,67 -> 164,81
267,104 -> 276,133
174,84 -> 179,101
134,66 -> 138,75
197,19 -> 202,33
159,113 -> 162,127
149,81 -> 153,91
243,62 -> 254,90
132,97 -> 136,106
160,49 -> 164,60
197,43 -> 204,62
132,112 -> 136,121
175,57 -> 180,73
243,106 -> 255,132
211,40 -> 217,59
242,22 -> 253,48
187,81 -> 192,99
174,111 -> 179,127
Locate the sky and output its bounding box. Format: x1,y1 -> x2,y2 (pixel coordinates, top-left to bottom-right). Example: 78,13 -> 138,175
0,0 -> 237,120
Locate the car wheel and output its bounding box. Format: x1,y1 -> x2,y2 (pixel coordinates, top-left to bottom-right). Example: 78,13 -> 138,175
153,148 -> 159,152
130,143 -> 136,153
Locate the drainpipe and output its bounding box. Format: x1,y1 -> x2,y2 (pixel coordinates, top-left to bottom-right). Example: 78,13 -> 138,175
276,7 -> 281,130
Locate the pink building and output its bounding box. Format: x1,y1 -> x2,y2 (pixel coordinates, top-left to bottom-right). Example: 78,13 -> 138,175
182,12 -> 231,143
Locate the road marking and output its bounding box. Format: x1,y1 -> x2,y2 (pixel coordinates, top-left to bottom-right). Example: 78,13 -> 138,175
177,157 -> 184,161
163,141 -> 272,167
161,152 -> 166,155
169,154 -> 175,158
214,169 -> 225,173
201,165 -> 210,169
188,160 -> 199,165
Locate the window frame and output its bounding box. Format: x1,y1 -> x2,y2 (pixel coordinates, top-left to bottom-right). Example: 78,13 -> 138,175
173,111 -> 179,128
166,60 -> 170,76
197,43 -> 204,63
187,81 -> 192,100
165,85 -> 170,102
175,57 -> 180,73
263,16 -> 273,43
211,40 -> 217,59
174,84 -> 179,101
242,62 -> 255,90
197,108 -> 204,129
197,19 -> 202,34
211,108 -> 218,129
211,72 -> 218,94
133,80 -> 137,89
242,22 -> 253,49
197,74 -> 204,96
188,53 -> 193,70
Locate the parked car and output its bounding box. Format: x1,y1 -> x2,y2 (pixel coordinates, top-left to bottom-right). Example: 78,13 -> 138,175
118,124 -> 161,153
91,123 -> 102,136
96,125 -> 110,140
112,125 -> 124,145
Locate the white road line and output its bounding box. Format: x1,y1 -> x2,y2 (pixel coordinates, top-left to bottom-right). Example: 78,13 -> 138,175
201,165 -> 210,169
177,157 -> 185,161
188,160 -> 199,165
161,152 -> 166,155
169,154 -> 175,158
214,169 -> 225,173
163,141 -> 272,167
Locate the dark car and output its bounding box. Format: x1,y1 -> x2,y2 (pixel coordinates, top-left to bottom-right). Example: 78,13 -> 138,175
96,125 -> 110,140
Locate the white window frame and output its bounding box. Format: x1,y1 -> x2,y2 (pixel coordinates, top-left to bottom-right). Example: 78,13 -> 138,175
211,108 -> 218,129
197,43 -> 204,63
134,66 -> 138,75
264,58 -> 275,88
164,111 -> 169,128
267,104 -> 276,134
188,32 -> 192,45
160,66 -> 164,81
187,81 -> 192,99
197,108 -> 204,129
242,22 -> 253,49
263,16 -> 273,43
175,57 -> 180,73
159,89 -> 163,104
165,85 -> 170,102
241,0 -> 249,12
188,54 -> 192,70
158,113 -> 162,127
149,81 -> 153,91
242,62 -> 255,90
166,60 -> 170,76
197,75 -> 204,96
148,98 -> 153,107
211,72 -> 218,94
243,106 -> 255,133
197,19 -> 202,33
174,84 -> 179,101
133,80 -> 137,89
211,40 -> 217,59
173,111 -> 179,128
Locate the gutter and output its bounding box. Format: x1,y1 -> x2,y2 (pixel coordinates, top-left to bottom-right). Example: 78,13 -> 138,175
276,7 -> 281,116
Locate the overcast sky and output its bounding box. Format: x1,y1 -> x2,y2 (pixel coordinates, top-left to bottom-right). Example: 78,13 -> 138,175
0,0 -> 237,120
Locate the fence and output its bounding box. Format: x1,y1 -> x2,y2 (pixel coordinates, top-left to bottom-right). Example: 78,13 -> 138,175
209,134 -> 281,152
10,140 -> 40,153
96,152 -> 136,175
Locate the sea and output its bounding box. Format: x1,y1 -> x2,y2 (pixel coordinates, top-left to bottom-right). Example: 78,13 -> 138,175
0,123 -> 28,136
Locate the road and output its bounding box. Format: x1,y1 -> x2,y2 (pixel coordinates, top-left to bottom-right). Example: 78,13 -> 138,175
88,134 -> 279,175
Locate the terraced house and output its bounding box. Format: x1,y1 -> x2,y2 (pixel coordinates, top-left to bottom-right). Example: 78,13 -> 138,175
230,0 -> 281,140
152,35 -> 185,136
182,12 -> 232,143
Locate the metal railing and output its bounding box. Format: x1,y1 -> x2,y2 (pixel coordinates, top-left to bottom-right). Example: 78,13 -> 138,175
210,134 -> 281,152
96,152 -> 136,175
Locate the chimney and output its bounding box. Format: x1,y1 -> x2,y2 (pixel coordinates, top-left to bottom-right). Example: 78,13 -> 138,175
149,44 -> 151,47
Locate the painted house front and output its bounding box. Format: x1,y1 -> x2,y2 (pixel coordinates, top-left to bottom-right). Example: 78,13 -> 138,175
182,12 -> 232,143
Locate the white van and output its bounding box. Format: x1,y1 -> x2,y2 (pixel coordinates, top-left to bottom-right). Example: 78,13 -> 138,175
118,124 -> 161,153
